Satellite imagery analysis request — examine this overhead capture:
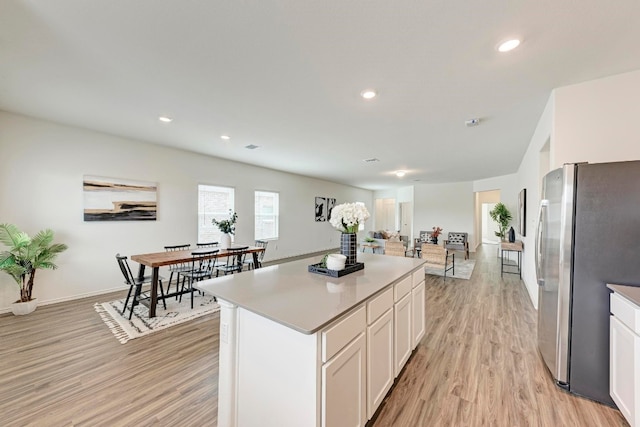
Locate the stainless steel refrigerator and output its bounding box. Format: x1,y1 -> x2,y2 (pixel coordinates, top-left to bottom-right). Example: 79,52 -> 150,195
536,161 -> 640,406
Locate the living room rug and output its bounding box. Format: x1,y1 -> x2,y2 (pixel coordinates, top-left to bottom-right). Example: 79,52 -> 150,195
425,258 -> 476,280
94,293 -> 219,344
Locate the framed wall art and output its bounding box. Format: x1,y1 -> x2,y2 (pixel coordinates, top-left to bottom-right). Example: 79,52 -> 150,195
83,175 -> 157,221
315,197 -> 336,222
518,188 -> 526,236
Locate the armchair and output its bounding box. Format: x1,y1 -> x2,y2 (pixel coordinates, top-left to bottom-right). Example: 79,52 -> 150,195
444,232 -> 469,260
384,241 -> 406,257
421,243 -> 455,280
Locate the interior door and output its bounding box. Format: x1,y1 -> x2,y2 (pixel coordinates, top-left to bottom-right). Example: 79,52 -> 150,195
400,202 -> 412,239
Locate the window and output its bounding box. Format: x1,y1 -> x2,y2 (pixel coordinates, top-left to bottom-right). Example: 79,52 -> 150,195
198,185 -> 235,243
255,191 -> 279,240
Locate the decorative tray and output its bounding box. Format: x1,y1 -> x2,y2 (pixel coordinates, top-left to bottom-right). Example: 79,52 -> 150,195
308,262 -> 364,278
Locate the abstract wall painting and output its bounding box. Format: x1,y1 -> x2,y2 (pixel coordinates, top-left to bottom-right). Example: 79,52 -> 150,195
518,188 -> 526,236
315,197 -> 327,222
83,176 -> 157,221
315,197 -> 336,222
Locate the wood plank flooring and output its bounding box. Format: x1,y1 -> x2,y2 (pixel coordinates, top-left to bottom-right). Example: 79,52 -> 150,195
371,245 -> 627,427
0,245 -> 628,426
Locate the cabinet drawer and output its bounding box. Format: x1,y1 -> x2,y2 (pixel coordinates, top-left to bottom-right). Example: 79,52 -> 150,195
367,287 -> 394,324
412,269 -> 425,288
611,292 -> 640,334
322,305 -> 366,363
394,275 -> 412,302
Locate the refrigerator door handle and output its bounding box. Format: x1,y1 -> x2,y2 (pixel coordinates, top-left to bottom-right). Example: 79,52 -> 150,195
536,200 -> 548,286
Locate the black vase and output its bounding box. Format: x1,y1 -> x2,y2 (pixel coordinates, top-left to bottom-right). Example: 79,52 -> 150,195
508,227 -> 516,243
340,233 -> 358,265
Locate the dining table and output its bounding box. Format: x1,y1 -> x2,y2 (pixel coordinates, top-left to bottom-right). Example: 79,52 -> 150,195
131,245 -> 266,317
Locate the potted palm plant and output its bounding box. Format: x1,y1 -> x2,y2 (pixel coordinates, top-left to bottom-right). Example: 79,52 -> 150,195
489,202 -> 513,240
0,223 -> 68,315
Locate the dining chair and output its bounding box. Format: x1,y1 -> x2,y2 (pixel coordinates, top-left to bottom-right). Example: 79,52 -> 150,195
243,240 -> 268,270
177,249 -> 219,309
215,246 -> 249,276
196,242 -> 218,248
164,244 -> 192,297
116,253 -> 166,319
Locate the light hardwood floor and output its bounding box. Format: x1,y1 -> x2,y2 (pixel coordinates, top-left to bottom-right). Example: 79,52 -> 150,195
0,245 -> 628,426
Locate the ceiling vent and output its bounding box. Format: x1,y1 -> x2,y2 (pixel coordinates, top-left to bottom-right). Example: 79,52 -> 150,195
363,158 -> 380,163
245,144 -> 260,150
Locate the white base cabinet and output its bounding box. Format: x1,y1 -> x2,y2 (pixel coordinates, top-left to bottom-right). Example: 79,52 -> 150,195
412,270 -> 426,347
610,291 -> 640,427
394,293 -> 412,376
216,266 -> 425,427
322,332 -> 366,427
367,307 -> 394,418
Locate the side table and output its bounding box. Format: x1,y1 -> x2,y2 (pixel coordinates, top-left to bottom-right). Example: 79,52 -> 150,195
500,240 -> 523,278
361,243 -> 381,254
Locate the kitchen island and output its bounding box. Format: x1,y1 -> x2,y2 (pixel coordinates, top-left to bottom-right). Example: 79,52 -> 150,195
197,252 -> 426,427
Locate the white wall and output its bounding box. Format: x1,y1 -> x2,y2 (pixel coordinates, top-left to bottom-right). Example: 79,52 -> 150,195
413,181 -> 475,246
515,94 -> 555,308
554,69 -> 640,167
0,111 -> 372,311
516,68 -> 640,309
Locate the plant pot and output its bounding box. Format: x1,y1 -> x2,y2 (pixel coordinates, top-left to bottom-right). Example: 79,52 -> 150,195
220,233 -> 232,249
11,298 -> 38,315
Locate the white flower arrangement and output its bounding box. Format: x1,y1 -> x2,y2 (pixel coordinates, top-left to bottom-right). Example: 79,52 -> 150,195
329,202 -> 370,234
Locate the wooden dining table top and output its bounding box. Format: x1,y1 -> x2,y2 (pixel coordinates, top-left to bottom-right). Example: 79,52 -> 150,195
131,246 -> 264,268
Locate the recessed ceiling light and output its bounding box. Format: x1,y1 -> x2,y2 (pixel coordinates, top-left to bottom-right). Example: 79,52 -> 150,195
497,39 -> 521,53
158,116 -> 173,123
395,170 -> 406,178
221,135 -> 231,140
360,90 -> 377,100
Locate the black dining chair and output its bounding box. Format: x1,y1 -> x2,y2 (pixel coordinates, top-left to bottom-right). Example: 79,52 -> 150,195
196,242 -> 218,248
243,240 -> 268,271
164,244 -> 192,297
215,246 -> 249,276
116,254 -> 166,320
178,249 -> 219,309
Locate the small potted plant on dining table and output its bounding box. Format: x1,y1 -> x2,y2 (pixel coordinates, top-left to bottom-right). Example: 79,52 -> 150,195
212,210 -> 237,249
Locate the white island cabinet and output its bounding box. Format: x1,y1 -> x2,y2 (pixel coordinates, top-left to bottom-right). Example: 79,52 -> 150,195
608,284 -> 640,427
197,253 -> 425,427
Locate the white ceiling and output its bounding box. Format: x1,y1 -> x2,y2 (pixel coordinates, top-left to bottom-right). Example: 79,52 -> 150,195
2,1 -> 640,190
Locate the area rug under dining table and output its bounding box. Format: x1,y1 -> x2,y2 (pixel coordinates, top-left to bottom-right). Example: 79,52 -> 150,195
94,293 -> 219,344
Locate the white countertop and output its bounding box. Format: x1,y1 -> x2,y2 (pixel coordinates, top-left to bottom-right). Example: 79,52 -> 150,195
607,283 -> 640,306
196,252 -> 425,334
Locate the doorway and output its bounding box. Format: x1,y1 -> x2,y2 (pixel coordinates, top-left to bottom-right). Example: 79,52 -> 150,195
473,190 -> 501,249
375,198 -> 395,231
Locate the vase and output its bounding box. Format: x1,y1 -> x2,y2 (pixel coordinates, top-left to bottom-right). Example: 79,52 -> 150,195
340,233 -> 358,265
220,233 -> 232,249
11,298 -> 38,315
